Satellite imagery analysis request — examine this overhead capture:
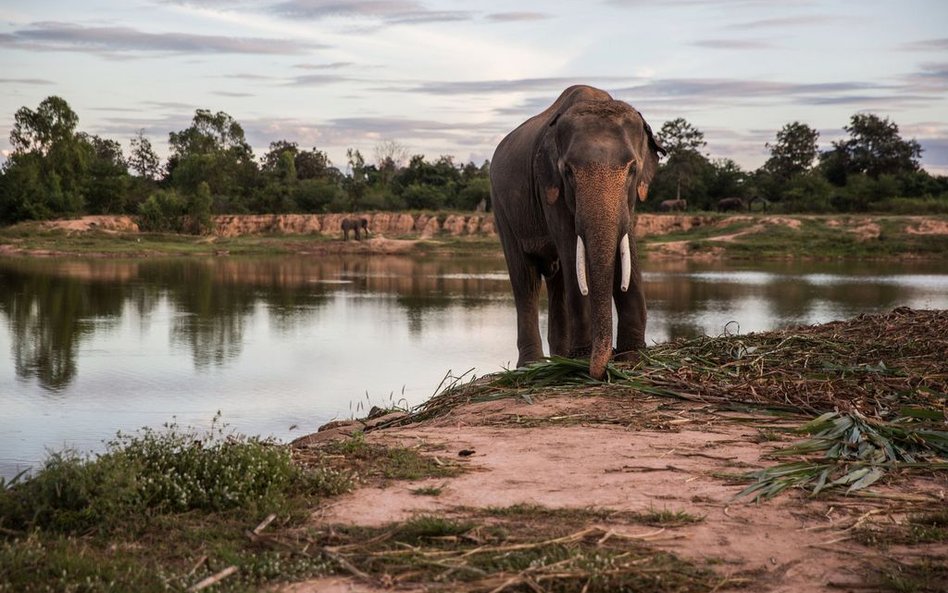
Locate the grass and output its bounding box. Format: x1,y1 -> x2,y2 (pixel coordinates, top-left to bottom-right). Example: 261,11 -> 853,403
0,420 -> 460,592
854,510 -> 948,548
871,559 -> 948,593
3,213 -> 945,260
703,216 -> 948,259
314,508 -> 731,593
306,431 -> 463,482
411,485 -> 445,496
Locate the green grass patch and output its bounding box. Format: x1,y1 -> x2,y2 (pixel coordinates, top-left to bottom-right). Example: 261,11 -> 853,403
0,419 -> 466,592
316,432 -> 462,481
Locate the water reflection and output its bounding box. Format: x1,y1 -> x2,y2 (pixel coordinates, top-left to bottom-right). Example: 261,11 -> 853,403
1,255 -> 946,478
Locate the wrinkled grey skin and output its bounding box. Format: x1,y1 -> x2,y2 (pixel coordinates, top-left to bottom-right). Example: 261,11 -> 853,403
341,217 -> 370,241
490,85 -> 665,379
717,197 -> 746,212
659,199 -> 687,212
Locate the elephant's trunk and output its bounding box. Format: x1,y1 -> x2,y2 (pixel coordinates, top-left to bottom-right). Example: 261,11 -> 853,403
578,225 -> 622,380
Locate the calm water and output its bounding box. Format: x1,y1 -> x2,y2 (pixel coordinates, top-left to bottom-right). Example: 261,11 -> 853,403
2,254 -> 946,478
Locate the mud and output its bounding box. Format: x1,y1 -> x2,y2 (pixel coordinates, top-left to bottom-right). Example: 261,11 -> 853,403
288,393 -> 946,593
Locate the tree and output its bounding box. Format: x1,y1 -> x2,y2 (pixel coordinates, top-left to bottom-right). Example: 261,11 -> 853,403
83,134 -> 130,214
166,109 -> 257,209
374,139 -> 409,186
822,113 -> 922,182
763,122 -> 819,181
656,118 -> 709,202
261,140 -> 299,174
187,181 -> 213,234
128,129 -> 161,181
10,96 -> 80,155
3,96 -> 89,220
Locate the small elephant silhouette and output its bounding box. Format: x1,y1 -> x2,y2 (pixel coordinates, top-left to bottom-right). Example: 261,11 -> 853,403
717,197 -> 746,212
341,217 -> 370,241
659,199 -> 687,212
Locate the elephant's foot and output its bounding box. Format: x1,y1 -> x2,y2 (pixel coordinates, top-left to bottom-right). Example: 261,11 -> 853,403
516,349 -> 544,368
614,348 -> 642,363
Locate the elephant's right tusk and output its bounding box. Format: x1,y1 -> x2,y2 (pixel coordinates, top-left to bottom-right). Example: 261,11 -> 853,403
576,236 -> 589,296
619,234 -> 631,292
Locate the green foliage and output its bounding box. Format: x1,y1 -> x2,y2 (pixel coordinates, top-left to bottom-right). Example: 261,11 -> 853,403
0,417 -> 339,534
763,121 -> 820,182
401,182 -> 447,210
137,189 -> 185,232
1,94 -> 943,224
186,181 -> 214,234
739,411 -> 948,501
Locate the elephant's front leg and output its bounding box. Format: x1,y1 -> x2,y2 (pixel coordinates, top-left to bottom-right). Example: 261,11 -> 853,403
613,235 -> 646,360
544,260 -> 570,357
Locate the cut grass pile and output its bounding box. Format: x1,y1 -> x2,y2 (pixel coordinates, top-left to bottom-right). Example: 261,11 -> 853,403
377,307 -> 947,499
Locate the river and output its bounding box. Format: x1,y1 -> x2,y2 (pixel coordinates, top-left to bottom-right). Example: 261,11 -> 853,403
1,254 -> 946,478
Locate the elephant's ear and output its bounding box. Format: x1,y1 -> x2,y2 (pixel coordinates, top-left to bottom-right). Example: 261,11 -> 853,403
631,116 -> 664,203
534,119 -> 562,205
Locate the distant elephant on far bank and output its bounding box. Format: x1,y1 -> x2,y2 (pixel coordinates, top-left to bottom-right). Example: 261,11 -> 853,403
717,197 -> 746,212
341,218 -> 370,241
490,85 -> 665,380
659,199 -> 687,212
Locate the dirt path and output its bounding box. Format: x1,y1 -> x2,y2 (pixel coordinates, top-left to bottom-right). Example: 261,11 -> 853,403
285,392 -> 946,593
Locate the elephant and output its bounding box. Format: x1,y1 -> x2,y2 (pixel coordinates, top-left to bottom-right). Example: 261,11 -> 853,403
490,85 -> 665,379
659,199 -> 687,212
717,197 -> 746,212
341,217 -> 370,241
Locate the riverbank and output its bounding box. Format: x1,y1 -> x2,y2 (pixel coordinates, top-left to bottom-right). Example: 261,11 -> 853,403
1,212 -> 946,260
2,308 -> 945,592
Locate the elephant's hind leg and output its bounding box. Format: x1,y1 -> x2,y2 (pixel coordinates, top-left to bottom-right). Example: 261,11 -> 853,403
544,261 -> 570,357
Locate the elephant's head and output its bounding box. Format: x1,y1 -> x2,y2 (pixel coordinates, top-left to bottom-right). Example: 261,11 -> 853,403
536,99 -> 664,378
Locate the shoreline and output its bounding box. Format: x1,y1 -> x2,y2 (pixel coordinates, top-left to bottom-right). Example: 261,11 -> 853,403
1,212 -> 947,261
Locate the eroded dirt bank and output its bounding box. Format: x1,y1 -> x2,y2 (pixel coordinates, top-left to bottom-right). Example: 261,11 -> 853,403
283,308 -> 947,593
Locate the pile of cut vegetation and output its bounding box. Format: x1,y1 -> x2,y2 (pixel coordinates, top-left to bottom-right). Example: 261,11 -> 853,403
375,307 -> 947,499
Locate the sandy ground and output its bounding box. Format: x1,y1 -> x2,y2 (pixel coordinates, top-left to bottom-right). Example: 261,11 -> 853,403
284,394 -> 946,593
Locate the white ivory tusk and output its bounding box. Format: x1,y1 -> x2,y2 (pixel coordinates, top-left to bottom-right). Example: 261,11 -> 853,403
576,236 -> 589,296
619,234 -> 631,292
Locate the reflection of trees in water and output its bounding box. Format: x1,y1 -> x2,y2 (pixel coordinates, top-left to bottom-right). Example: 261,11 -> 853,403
0,262 -> 125,391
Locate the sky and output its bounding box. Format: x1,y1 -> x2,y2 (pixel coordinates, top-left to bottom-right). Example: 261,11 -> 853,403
1,0 -> 947,174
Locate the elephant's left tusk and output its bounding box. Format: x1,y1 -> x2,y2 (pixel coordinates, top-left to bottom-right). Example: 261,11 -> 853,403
576,236 -> 589,296
619,234 -> 631,292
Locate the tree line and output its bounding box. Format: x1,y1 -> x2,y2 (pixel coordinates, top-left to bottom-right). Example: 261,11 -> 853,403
650,115 -> 947,213
1,95 -> 945,231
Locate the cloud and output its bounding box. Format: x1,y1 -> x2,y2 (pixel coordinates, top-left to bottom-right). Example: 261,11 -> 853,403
900,38 -> 948,51
692,39 -> 775,49
287,73 -> 355,86
0,77 -> 53,85
485,12 -> 552,22
294,61 -> 355,70
269,1 -> 472,24
0,21 -> 325,55
725,15 -> 846,30
903,62 -> 948,91
213,91 -> 254,97
395,76 -> 637,95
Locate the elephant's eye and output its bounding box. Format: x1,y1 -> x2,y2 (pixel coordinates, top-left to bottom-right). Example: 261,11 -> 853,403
627,161 -> 637,175
563,165 -> 574,182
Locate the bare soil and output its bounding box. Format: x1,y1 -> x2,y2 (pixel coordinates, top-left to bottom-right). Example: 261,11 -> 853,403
285,392 -> 946,593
